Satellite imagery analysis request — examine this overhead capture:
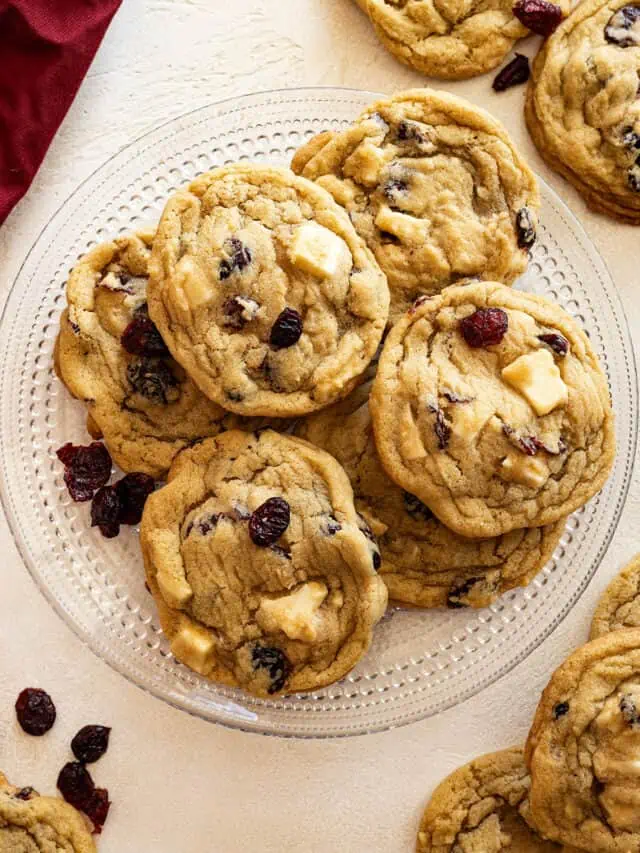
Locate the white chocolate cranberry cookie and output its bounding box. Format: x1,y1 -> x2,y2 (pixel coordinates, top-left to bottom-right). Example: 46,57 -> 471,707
140,429 -> 388,697
292,90 -> 539,322
370,281 -> 615,538
147,164 -> 389,416
591,553 -> 640,638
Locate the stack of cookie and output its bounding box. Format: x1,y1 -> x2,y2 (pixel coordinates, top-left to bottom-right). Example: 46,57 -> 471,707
55,89 -> 615,699
417,555 -> 640,852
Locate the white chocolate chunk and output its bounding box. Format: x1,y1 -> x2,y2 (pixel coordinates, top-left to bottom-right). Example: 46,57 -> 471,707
316,175 -> 357,207
171,621 -> 214,674
343,141 -> 388,185
399,407 -> 427,460
150,530 -> 193,609
173,256 -> 214,310
375,206 -> 429,244
501,453 -> 549,488
257,582 -> 328,642
289,222 -> 347,278
501,349 -> 568,416
451,400 -> 494,443
157,567 -> 193,610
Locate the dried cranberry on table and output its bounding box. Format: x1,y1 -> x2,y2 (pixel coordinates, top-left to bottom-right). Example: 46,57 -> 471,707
15,688 -> 56,736
115,473 -> 155,525
90,486 -> 121,538
492,54 -> 530,92
57,761 -> 110,834
71,725 -> 111,764
56,442 -> 112,502
513,0 -> 563,36
459,308 -> 509,348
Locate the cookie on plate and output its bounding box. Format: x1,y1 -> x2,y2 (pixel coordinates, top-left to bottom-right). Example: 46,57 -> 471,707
526,629 -> 640,852
370,281 -> 615,539
416,746 -> 564,852
56,231 -> 232,479
297,379 -> 565,608
590,553 -> 640,638
292,89 -> 539,322
147,164 -> 389,416
526,0 -> 640,223
352,0 -> 571,80
140,429 -> 388,696
0,772 -> 95,852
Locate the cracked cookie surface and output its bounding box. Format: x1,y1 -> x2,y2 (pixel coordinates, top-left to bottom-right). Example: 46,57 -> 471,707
591,553 -> 640,638
416,747 -> 564,852
370,281 -> 615,538
147,164 -> 389,416
292,90 -> 539,322
297,379 -> 564,608
0,772 -> 95,853
525,629 -> 640,852
140,429 -> 388,696
526,0 -> 640,223
56,232 -> 232,479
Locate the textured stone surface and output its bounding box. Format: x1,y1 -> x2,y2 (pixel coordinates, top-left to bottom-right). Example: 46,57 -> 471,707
0,1 -> 638,852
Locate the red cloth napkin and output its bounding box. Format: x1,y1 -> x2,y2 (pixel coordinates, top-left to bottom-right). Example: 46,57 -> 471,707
0,0 -> 122,225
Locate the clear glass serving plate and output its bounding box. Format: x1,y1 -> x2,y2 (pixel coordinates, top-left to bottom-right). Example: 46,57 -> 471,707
0,88 -> 635,737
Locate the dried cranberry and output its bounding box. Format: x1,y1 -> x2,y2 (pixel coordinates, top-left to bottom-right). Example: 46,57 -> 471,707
492,53 -> 530,92
357,514 -> 377,543
71,725 -> 111,764
251,645 -> 291,694
15,788 -> 35,801
219,237 -> 252,280
90,486 -> 121,539
403,491 -> 433,521
396,121 -> 425,143
605,5 -> 640,46
620,695 -> 640,727
57,762 -> 110,834
372,551 -> 381,571
56,442 -> 112,502
629,158 -> 640,192
459,308 -> 508,348
223,296 -> 259,329
127,358 -> 177,404
379,230 -> 400,244
121,315 -> 169,358
115,473 -> 155,525
249,497 -> 291,546
553,701 -> 569,719
83,788 -> 111,834
447,578 -> 481,608
382,178 -> 408,205
15,688 -> 56,736
513,0 -> 563,35
538,332 -> 569,356
270,308 -> 303,349
432,407 -> 451,450
443,390 -> 474,404
325,517 -> 342,535
516,207 -> 537,248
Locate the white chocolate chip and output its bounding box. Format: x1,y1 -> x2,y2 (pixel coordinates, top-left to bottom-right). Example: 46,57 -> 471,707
170,622 -> 214,674
257,582 -> 328,642
173,256 -> 214,310
375,206 -> 429,243
450,400 -> 494,443
501,349 -> 568,416
501,453 -> 549,488
316,175 -> 357,207
343,141 -> 388,185
289,222 -> 347,278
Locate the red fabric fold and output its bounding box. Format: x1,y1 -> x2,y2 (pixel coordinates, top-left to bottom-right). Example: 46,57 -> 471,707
0,0 -> 122,225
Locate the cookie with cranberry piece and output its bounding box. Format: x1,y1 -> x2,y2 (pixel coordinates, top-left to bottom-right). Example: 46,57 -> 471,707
526,0 -> 640,223
590,553 -> 640,638
139,429 -> 387,696
147,164 -> 389,416
55,231 -> 233,479
525,629 -> 640,851
416,747 -> 565,852
352,0 -> 569,79
0,771 -> 96,852
291,90 -> 539,322
370,281 -> 615,538
297,379 -> 564,608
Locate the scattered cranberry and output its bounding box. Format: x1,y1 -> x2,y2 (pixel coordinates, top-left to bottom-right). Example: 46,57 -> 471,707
249,497 -> 290,546
553,701 -> 569,719
71,725 -> 111,764
251,645 -> 291,694
459,308 -> 508,348
492,53 -> 530,92
219,237 -> 252,280
538,332 -> 568,356
15,688 -> 56,736
90,486 -> 121,539
57,762 -> 110,834
513,0 -> 563,36
447,577 -> 481,609
115,473 -> 155,525
127,358 -> 177,404
83,788 -> 111,834
270,308 -> 303,349
223,296 -> 259,329
121,316 -> 169,358
56,442 -> 112,502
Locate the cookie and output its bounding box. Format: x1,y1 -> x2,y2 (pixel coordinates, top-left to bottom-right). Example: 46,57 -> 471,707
139,429 -> 388,696
353,0 -> 570,79
590,553 -> 640,638
416,747 -> 564,852
526,0 -> 640,223
292,90 -> 539,322
525,629 -> 640,852
0,772 -> 95,853
297,379 -> 565,608
370,280 -> 615,539
147,164 -> 389,416
56,232 -> 232,479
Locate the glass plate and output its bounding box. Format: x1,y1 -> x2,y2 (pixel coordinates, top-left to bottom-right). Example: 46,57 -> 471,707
0,88 -> 635,738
